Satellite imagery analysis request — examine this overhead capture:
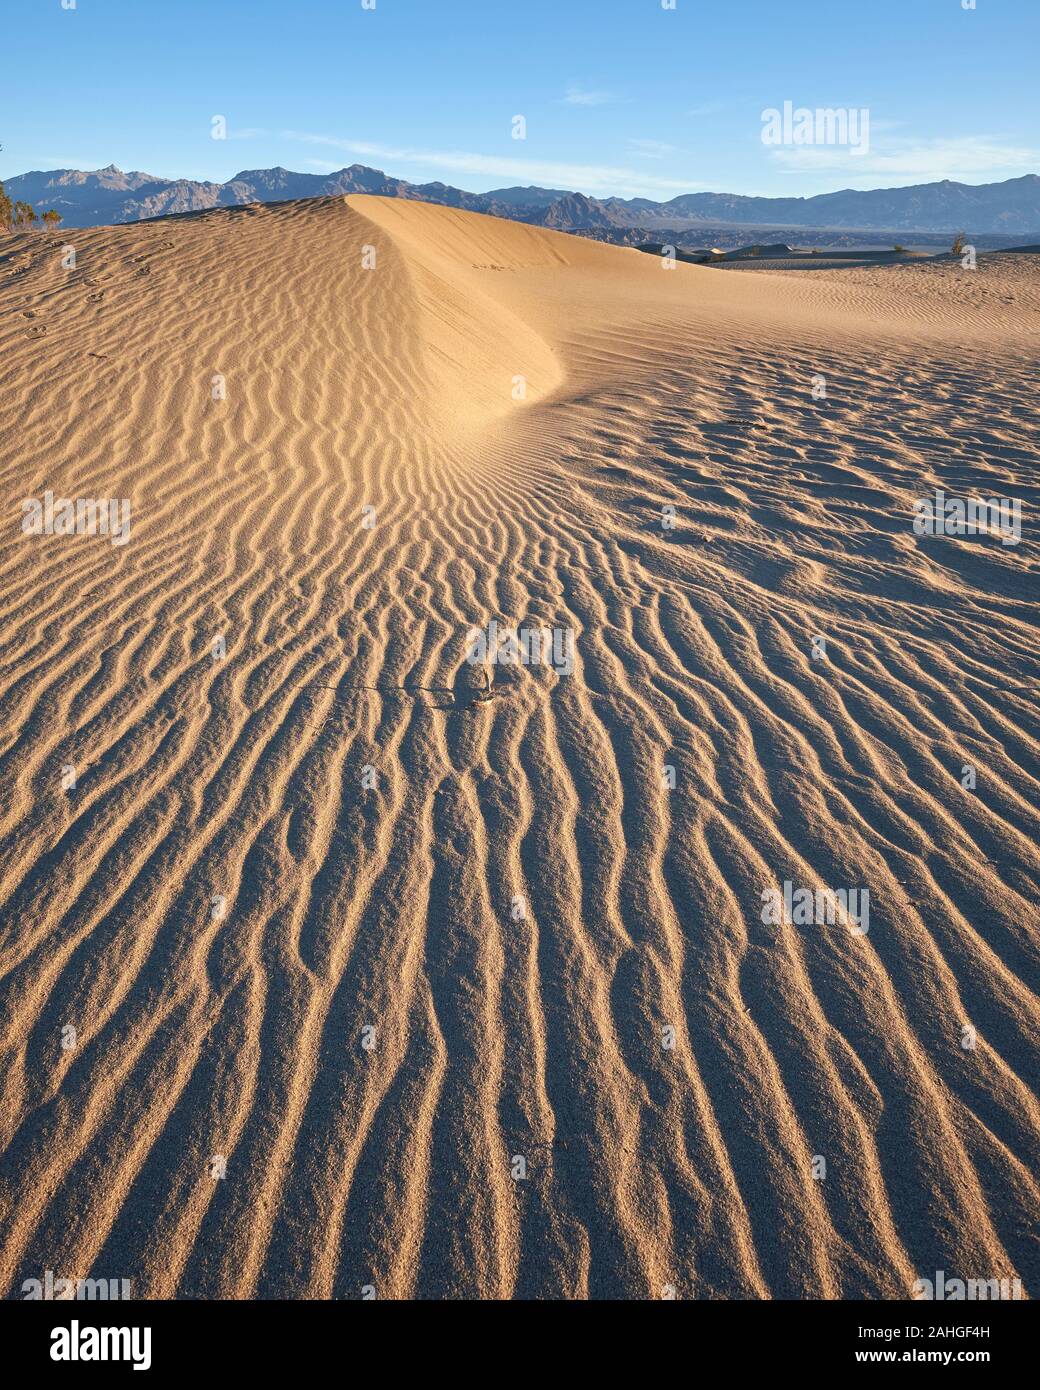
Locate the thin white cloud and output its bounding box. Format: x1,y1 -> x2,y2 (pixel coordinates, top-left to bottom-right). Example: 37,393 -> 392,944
563,84 -> 615,108
769,135 -> 1039,181
628,138 -> 680,159
282,133 -> 698,195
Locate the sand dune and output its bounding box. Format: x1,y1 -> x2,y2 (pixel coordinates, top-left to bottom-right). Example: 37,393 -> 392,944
0,194 -> 1037,1299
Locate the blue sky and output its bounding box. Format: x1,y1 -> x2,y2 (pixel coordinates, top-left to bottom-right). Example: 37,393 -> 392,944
2,0 -> 1036,197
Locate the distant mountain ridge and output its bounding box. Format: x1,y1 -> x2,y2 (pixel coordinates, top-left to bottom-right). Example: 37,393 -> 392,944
4,162 -> 1039,235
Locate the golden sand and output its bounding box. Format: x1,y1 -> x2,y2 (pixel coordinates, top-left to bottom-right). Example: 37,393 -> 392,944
0,196 -> 1037,1298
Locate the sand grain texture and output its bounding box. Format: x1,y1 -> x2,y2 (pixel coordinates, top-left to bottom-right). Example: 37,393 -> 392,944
0,196 -> 1038,1299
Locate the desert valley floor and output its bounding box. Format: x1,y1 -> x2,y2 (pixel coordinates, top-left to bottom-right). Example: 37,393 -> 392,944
0,195 -> 1037,1298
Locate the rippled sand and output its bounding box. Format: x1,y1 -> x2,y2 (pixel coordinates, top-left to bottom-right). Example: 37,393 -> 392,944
0,196 -> 1037,1299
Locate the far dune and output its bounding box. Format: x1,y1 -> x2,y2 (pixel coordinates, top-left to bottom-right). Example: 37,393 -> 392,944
0,194 -> 1037,1300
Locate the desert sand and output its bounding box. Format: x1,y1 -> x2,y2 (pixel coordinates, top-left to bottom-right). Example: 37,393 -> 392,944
0,194 -> 1037,1299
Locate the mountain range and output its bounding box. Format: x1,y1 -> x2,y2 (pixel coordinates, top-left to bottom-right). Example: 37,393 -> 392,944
4,163 -> 1039,236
